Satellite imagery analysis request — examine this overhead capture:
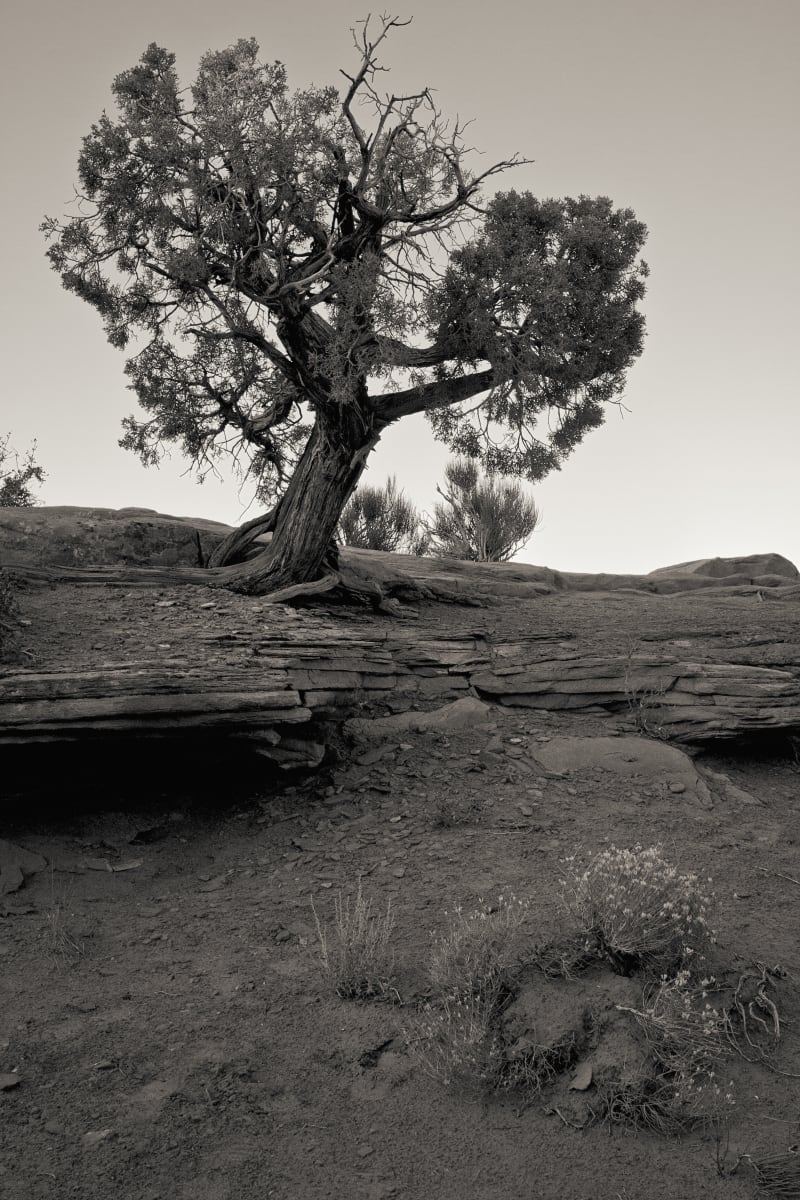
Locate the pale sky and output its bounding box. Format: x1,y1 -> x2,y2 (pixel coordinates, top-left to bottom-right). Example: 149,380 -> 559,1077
2,0 -> 797,574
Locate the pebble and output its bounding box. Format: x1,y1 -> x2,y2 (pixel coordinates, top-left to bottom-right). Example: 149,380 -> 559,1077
82,1128 -> 113,1147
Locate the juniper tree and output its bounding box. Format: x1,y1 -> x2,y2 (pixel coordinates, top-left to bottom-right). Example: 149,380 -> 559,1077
43,16 -> 648,597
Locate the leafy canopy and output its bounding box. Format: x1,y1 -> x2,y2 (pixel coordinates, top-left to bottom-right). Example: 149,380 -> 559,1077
43,17 -> 648,507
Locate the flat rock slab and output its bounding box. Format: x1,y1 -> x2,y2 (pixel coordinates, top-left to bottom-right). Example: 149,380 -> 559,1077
0,506 -> 230,568
0,838 -> 48,894
534,735 -> 713,806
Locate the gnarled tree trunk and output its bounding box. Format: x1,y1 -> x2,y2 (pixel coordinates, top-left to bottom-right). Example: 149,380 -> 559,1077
221,411 -> 380,597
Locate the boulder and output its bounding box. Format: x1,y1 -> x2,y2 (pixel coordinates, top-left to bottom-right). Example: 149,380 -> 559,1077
0,506 -> 232,568
647,553 -> 799,581
533,735 -> 713,806
0,838 -> 47,894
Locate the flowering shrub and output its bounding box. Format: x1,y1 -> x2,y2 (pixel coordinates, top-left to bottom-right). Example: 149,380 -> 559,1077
429,894 -> 531,999
408,990 -> 506,1090
562,844 -> 715,976
602,972 -> 735,1134
624,970 -> 724,1057
407,895 -> 531,1092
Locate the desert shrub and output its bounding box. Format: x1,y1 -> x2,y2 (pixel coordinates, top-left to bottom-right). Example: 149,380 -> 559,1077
590,1057 -> 733,1135
409,982 -> 579,1097
587,971 -> 732,1133
561,844 -> 715,976
0,433 -> 45,507
410,989 -> 507,1090
428,895 -> 531,999
622,970 -> 725,1059
339,476 -> 423,552
425,458 -> 540,562
405,896 -> 530,1092
412,896 -> 584,1096
310,878 -> 395,999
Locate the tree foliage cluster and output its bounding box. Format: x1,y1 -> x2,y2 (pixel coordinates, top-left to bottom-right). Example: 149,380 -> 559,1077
42,16 -> 648,596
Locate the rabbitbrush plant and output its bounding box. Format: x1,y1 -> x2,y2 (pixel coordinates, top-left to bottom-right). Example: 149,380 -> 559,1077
338,475 -> 422,552
425,457 -> 541,562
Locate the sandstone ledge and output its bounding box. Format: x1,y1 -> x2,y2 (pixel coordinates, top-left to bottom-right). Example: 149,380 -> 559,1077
3,627 -> 799,765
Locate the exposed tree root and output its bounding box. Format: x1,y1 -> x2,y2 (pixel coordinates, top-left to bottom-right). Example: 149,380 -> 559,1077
257,572 -> 341,605
4,559 -> 489,611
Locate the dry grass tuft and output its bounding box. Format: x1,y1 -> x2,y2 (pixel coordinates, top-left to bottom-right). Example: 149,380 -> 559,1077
310,877 -> 395,999
744,1149 -> 800,1197
43,871 -> 85,962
